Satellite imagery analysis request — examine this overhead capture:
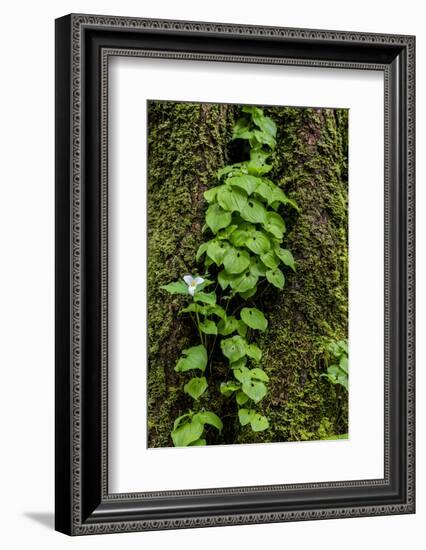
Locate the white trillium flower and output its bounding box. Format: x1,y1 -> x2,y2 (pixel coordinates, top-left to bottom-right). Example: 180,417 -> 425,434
183,275 -> 204,296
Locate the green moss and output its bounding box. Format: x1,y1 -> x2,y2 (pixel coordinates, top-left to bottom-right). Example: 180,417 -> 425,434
147,102 -> 348,447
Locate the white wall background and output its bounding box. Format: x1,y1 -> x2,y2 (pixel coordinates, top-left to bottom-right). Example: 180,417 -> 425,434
0,0 -> 423,548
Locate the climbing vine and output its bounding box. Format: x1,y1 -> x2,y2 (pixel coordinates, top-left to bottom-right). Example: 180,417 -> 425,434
161,106 -> 298,446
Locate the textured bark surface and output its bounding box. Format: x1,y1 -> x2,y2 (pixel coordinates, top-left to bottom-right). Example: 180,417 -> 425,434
147,101 -> 348,447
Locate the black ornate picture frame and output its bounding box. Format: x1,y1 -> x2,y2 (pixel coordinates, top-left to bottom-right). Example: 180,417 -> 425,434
55,13 -> 415,535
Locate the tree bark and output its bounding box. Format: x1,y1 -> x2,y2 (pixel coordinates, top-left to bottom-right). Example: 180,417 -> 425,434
147,101 -> 348,447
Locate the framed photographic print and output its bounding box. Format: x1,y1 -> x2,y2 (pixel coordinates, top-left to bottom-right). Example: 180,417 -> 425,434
55,14 -> 415,535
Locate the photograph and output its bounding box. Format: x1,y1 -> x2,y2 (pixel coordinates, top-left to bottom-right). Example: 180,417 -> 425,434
147,100 -> 349,448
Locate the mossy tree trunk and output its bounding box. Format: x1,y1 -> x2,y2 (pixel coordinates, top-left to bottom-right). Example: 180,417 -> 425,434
147,101 -> 348,447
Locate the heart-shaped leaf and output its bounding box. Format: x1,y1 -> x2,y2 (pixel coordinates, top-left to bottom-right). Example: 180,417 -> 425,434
266,268 -> 285,290
206,240 -> 230,266
199,319 -> 217,335
217,316 -> 240,336
217,186 -> 248,213
227,175 -> 260,195
250,257 -> 267,277
221,335 -> 247,362
245,231 -> 271,255
236,391 -> 249,405
242,379 -> 267,402
220,381 -> 241,397
250,413 -> 269,432
206,203 -> 232,234
250,368 -> 269,382
230,270 -> 258,294
238,408 -> 255,426
274,247 -> 296,271
171,416 -> 204,447
240,307 -> 268,331
184,376 -> 208,400
175,344 -> 208,373
241,198 -> 267,224
195,411 -> 223,432
188,438 -> 207,446
204,187 -> 219,203
223,247 -> 251,274
246,343 -> 262,362
264,211 -> 286,239
261,250 -> 279,269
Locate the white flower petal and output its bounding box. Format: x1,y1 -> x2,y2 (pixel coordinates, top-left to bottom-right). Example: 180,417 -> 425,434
188,285 -> 196,296
183,275 -> 194,286
194,277 -> 205,286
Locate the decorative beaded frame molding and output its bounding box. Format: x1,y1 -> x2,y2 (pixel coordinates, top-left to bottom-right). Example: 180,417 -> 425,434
55,13 -> 415,536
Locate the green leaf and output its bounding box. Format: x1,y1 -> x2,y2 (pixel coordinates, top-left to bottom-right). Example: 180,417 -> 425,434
171,417 -> 204,447
184,377 -> 208,400
229,228 -> 251,247
238,409 -> 269,430
218,269 -> 235,290
217,316 -> 240,336
232,117 -> 251,138
195,411 -> 223,432
246,343 -> 262,362
217,225 -> 238,240
239,286 -> 258,300
337,372 -> 348,391
274,247 -> 296,271
217,163 -> 247,180
217,186 -> 248,213
206,203 -> 232,234
220,381 -> 241,397
196,242 -> 209,262
223,247 -> 251,274
261,250 -> 279,269
252,112 -> 277,138
241,307 -> 268,331
266,268 -> 285,290
241,198 -> 267,224
251,129 -> 275,149
199,319 -> 218,335
340,356 -> 349,374
188,438 -> 207,446
242,105 -> 264,117
236,391 -> 249,405
194,291 -> 217,305
207,304 -> 227,319
196,278 -> 215,292
230,357 -> 247,369
242,379 -> 267,403
160,280 -> 188,295
337,340 -> 349,354
238,408 -> 255,426
247,149 -> 272,175
250,413 -> 269,432
206,240 -> 230,266
254,180 -> 274,204
230,270 -> 258,294
245,231 -> 271,255
233,365 -> 252,383
251,368 -> 269,382
173,413 -> 191,431
175,344 -> 208,373
221,335 -> 247,362
227,175 -> 260,195
204,187 -> 219,203
264,211 -> 286,239
250,257 -> 267,277
327,433 -> 349,440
